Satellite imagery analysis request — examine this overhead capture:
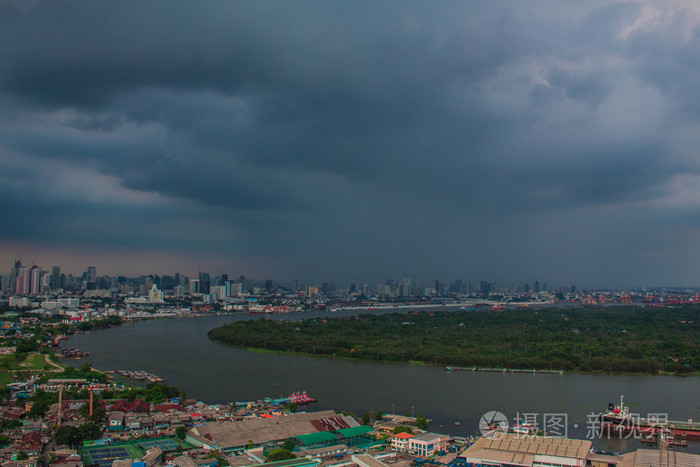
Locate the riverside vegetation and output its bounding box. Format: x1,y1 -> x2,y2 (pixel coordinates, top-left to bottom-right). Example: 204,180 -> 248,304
208,306 -> 699,374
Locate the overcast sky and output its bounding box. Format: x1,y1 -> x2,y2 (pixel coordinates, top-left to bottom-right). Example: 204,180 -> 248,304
2,1 -> 700,287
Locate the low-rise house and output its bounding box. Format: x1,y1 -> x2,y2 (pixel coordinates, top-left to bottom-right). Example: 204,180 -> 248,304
110,400 -> 149,414
389,432 -> 414,451
109,411 -> 124,431
408,432 -> 450,457
125,416 -> 141,431
152,413 -> 169,429
19,432 -> 42,458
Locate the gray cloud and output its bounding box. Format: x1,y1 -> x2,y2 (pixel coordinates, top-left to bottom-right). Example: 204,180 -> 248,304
2,1 -> 700,286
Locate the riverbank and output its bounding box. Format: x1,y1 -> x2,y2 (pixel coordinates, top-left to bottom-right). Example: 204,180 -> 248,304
207,307 -> 700,375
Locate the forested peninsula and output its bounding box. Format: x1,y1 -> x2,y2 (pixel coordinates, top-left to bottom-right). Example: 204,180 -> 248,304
208,307 -> 699,374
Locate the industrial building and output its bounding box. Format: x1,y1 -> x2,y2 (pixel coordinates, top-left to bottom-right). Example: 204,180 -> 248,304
459,432 -> 700,467
460,432 -> 591,467
185,411 -> 360,453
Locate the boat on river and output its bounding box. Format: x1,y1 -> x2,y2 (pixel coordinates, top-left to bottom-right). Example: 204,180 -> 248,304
599,395 -> 700,440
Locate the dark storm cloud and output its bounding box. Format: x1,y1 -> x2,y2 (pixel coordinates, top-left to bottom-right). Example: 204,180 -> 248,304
2,1 -> 700,285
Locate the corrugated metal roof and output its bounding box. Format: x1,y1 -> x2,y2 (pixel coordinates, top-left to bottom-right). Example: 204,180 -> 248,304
336,425 -> 375,438
294,431 -> 339,445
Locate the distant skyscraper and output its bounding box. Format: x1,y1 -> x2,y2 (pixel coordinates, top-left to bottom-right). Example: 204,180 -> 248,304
29,266 -> 40,295
19,267 -> 30,295
199,272 -> 210,294
533,280 -> 540,294
399,278 -> 411,297
189,279 -> 200,294
480,280 -> 491,296
51,266 -> 61,290
524,282 -> 530,294
87,266 -> 97,290
39,273 -> 50,293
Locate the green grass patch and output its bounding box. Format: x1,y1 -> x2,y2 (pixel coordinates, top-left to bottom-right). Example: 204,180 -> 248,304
0,371 -> 12,388
0,354 -> 21,371
21,353 -> 50,370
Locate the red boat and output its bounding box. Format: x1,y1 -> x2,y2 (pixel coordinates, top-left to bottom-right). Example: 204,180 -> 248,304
599,395 -> 700,440
288,391 -> 317,404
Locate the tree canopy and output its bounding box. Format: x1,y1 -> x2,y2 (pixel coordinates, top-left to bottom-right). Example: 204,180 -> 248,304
208,306 -> 700,374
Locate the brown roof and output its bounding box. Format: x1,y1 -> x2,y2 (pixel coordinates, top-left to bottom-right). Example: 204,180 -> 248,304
461,432 -> 592,465
190,410 -> 342,449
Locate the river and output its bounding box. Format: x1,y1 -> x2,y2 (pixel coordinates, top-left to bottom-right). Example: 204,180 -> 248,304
63,311 -> 700,454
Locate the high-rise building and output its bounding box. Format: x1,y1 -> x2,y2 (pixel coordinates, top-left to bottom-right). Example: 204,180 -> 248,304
87,266 -> 97,290
399,278 -> 411,297
1,273 -> 11,292
480,280 -> 491,296
19,267 -> 30,295
40,273 -> 50,293
51,266 -> 61,290
533,280 -> 540,294
189,279 -> 200,294
199,272 -> 210,294
29,266 -> 40,295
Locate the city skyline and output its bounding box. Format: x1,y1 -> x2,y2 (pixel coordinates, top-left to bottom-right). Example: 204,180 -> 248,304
4,256 -> 697,293
3,2 -> 700,287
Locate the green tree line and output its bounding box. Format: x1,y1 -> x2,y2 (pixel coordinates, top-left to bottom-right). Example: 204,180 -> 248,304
208,306 -> 699,374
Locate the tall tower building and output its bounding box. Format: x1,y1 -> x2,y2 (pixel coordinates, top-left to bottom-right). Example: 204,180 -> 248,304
51,266 -> 61,290
87,266 -> 97,290
29,266 -> 40,295
199,272 -> 210,294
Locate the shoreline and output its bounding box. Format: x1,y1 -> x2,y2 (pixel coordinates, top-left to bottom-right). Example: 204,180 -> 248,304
209,340 -> 700,378
64,313 -> 700,379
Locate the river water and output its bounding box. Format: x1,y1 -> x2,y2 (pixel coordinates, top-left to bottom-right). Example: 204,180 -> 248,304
63,311 -> 700,454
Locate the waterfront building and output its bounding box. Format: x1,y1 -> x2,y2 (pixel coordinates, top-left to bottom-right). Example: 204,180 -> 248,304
408,432 -> 450,456
230,282 -> 243,296
186,411 -> 358,453
459,431 -> 700,467
461,432 -> 590,467
388,431 -> 414,451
